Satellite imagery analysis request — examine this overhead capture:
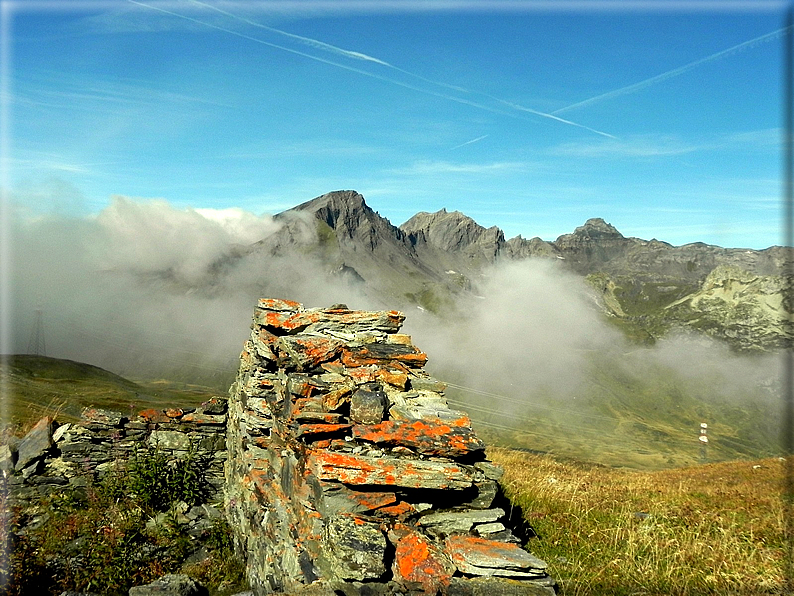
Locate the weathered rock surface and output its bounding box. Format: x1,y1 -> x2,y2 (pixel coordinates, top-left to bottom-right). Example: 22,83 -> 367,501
663,264 -> 792,350
225,299 -> 555,595
401,208 -> 505,275
129,573 -> 208,596
352,418 -> 485,458
310,451 -> 474,490
389,523 -> 456,593
319,515 -> 387,581
6,398 -> 228,512
445,535 -> 548,578
14,416 -> 54,471
349,387 -> 387,424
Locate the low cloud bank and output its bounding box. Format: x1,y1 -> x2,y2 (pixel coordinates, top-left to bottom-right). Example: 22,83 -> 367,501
408,259 -> 622,399
8,195 -> 782,458
9,196 -> 371,385
407,258 -> 781,457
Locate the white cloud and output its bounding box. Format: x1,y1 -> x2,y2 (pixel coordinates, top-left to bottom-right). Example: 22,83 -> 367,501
550,129 -> 784,159
93,196 -> 279,281
390,160 -> 529,176
551,135 -> 701,158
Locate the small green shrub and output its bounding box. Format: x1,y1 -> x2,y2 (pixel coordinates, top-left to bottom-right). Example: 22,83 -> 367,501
1,442 -> 221,595
125,442 -> 212,513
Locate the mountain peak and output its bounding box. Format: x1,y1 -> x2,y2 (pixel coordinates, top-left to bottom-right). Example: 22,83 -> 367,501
573,218 -> 624,238
400,208 -> 505,260
290,190 -> 368,223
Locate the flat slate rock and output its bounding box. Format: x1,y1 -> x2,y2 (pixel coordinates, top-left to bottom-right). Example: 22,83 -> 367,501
15,416 -> 54,471
128,574 -> 208,596
277,335 -> 344,370
418,508 -> 505,535
445,535 -> 548,577
320,484 -> 397,516
352,418 -> 484,457
310,451 -> 473,490
321,515 -> 387,581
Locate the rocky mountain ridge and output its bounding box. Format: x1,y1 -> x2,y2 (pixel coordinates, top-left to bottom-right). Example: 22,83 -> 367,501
228,190 -> 789,352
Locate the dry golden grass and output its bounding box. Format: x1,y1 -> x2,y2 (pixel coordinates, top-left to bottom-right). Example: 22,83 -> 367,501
490,448 -> 785,595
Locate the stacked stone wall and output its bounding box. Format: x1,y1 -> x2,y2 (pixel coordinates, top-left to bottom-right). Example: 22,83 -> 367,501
4,398 -> 228,514
226,298 -> 556,595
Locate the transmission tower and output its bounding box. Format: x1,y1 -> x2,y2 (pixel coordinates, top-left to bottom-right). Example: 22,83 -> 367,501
27,308 -> 46,356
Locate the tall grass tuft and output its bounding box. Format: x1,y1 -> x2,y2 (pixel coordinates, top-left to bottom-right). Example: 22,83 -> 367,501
491,448 -> 784,595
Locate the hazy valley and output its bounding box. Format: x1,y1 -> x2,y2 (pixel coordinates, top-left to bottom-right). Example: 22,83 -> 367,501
8,190 -> 789,469
4,191 -> 788,594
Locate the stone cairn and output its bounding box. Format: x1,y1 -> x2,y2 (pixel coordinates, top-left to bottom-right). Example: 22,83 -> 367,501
226,298 -> 556,596
3,398 -> 228,533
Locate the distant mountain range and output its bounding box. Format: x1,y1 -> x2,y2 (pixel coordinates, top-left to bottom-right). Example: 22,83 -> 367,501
219,190 -> 789,353
16,190 -> 785,467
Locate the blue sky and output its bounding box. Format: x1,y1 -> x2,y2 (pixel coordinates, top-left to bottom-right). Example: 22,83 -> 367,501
3,0 -> 789,248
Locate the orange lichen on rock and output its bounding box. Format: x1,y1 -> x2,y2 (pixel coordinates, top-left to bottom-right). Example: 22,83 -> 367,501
288,380 -> 315,398
349,492 -> 397,511
137,409 -> 169,424
389,524 -> 455,592
258,298 -> 302,311
279,335 -> 343,369
227,299 -> 556,593
296,423 -> 351,437
374,366 -> 409,389
444,534 -> 548,576
182,412 -> 225,425
310,451 -> 473,489
258,309 -> 324,333
340,344 -> 428,368
256,310 -> 292,331
345,366 -> 378,384
352,418 -> 485,457
376,501 -> 415,517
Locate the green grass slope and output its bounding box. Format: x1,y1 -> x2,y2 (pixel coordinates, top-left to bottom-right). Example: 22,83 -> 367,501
2,355 -> 220,427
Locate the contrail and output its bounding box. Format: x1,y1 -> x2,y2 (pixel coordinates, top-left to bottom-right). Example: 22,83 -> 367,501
450,134 -> 489,150
184,0 -> 393,67
182,0 -> 615,136
184,0 -> 469,94
553,25 -> 791,114
495,98 -> 617,138
126,1 -> 528,117
126,0 -> 453,96
128,0 -> 614,138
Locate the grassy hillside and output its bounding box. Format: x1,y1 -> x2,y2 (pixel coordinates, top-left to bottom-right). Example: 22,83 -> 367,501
1,355 -> 220,428
1,355 -> 785,594
492,448 -> 785,595
443,349 -> 780,470
4,351 -> 779,471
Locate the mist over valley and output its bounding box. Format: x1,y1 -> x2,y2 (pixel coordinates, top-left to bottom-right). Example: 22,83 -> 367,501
8,191 -> 787,468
